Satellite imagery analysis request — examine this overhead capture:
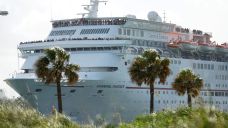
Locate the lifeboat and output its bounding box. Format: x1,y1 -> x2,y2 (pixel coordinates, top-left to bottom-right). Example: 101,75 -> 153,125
179,40 -> 197,52
197,42 -> 215,53
167,41 -> 180,53
216,43 -> 228,54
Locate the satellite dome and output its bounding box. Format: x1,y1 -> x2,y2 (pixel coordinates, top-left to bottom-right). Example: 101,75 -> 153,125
126,14 -> 136,19
147,11 -> 162,22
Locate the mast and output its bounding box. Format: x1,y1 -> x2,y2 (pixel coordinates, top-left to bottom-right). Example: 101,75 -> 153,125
78,0 -> 107,18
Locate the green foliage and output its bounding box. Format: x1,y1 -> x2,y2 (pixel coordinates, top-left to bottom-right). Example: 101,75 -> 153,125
35,47 -> 80,113
172,69 -> 204,107
0,99 -> 79,128
119,107 -> 228,128
129,50 -> 170,113
129,50 -> 170,86
172,69 -> 203,97
35,47 -> 80,85
1,99 -> 228,128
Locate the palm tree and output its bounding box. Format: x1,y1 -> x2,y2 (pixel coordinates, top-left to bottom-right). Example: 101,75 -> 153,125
35,47 -> 80,113
172,69 -> 203,107
129,50 -> 170,113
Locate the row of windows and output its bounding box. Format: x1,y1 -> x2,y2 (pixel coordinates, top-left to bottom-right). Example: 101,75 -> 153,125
155,90 -> 177,95
22,46 -> 122,54
201,91 -> 228,97
64,46 -> 122,52
215,75 -> 228,80
218,65 -> 228,71
49,30 -> 76,36
158,100 -> 185,104
158,100 -> 228,105
80,28 -> 110,34
204,83 -> 211,88
215,84 -> 228,88
170,59 -> 181,65
193,63 -> 214,70
132,40 -> 166,47
118,28 -> 144,37
203,100 -> 228,105
154,90 -> 228,97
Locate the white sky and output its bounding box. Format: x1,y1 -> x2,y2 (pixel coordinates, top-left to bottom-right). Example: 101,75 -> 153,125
0,0 -> 228,97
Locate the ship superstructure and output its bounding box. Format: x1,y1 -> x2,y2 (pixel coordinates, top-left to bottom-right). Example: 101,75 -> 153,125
5,0 -> 228,122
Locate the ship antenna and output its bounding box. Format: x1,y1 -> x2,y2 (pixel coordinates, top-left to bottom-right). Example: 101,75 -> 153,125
78,0 -> 108,18
163,10 -> 166,23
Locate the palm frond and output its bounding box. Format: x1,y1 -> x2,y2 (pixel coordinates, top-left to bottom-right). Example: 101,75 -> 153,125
64,64 -> 80,85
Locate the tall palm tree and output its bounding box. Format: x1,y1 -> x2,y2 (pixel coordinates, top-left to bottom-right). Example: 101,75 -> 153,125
172,69 -> 203,107
129,50 -> 170,113
35,47 -> 80,113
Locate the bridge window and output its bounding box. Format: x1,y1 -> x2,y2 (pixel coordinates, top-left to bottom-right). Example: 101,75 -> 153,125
80,28 -> 110,35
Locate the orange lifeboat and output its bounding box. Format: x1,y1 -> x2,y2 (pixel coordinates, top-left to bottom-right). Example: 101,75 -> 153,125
167,41 -> 180,53
216,43 -> 228,54
197,42 -> 215,53
178,40 -> 198,52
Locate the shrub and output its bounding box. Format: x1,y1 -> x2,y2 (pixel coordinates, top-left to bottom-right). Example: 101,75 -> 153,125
120,107 -> 228,128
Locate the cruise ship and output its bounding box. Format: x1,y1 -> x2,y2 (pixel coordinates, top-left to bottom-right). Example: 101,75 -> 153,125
5,0 -> 228,122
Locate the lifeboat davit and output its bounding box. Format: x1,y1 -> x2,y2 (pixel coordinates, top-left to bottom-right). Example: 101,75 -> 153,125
198,42 -> 215,53
216,43 -> 228,54
179,40 -> 197,52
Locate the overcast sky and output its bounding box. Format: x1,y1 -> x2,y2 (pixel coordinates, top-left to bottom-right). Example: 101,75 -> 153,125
0,0 -> 228,97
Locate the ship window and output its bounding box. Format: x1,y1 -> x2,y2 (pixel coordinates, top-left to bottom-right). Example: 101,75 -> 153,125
71,48 -> 76,51
84,47 -> 90,51
225,65 -> 228,71
193,63 -> 196,69
91,47 -> 97,50
77,48 -> 83,51
64,48 -> 70,51
204,64 -> 207,69
127,29 -> 131,36
208,64 -> 210,70
201,64 -> 203,69
123,29 -> 126,35
104,47 -> 111,50
111,47 -> 118,50
35,89 -> 42,92
225,92 -> 228,96
222,65 -> 225,70
209,92 -> 214,96
70,89 -> 76,93
118,28 -> 122,35
80,28 -> 110,35
132,30 -> 135,36
204,92 -> 207,96
97,90 -> 103,94
50,30 -> 76,36
198,63 -> 200,69
97,47 -> 104,50
140,30 -> 144,37
211,64 -> 214,70
170,60 -> 173,64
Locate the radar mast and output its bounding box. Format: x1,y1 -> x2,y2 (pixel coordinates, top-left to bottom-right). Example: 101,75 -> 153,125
78,0 -> 108,18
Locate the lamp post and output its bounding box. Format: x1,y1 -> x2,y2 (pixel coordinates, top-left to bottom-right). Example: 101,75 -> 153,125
0,11 -> 8,16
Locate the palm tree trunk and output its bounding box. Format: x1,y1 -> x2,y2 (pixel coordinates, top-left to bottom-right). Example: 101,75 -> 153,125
187,89 -> 192,108
57,80 -> 63,113
150,84 -> 154,113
